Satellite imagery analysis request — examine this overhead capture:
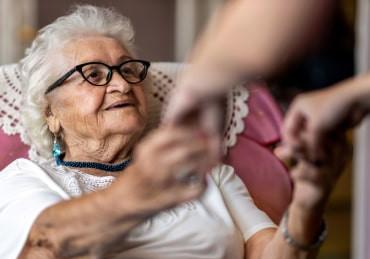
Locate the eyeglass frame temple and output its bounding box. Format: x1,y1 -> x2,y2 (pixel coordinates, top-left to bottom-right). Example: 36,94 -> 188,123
45,67 -> 78,94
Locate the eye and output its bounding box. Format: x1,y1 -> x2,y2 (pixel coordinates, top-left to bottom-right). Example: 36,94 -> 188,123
82,65 -> 108,84
86,70 -> 103,79
119,62 -> 146,82
121,67 -> 135,75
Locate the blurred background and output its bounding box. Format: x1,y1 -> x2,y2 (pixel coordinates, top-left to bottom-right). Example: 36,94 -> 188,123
0,0 -> 360,258
0,0 -> 225,64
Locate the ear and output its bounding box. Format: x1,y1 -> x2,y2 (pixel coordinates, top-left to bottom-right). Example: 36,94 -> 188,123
44,105 -> 61,134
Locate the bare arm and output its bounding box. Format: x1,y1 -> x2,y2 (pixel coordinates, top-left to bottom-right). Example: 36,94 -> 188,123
165,0 -> 332,123
19,127 -> 214,258
189,0 -> 331,83
19,181 -> 149,258
282,73 -> 370,161
246,196 -> 326,259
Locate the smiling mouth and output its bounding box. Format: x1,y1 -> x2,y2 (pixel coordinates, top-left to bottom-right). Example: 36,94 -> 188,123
106,101 -> 135,110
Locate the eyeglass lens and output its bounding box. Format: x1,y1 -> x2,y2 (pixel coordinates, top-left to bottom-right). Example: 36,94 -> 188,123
81,61 -> 146,86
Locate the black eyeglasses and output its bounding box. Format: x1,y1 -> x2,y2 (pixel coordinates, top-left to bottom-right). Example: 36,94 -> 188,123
45,59 -> 150,94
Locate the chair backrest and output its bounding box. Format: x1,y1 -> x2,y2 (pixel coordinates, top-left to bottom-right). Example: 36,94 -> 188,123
0,62 -> 291,223
224,83 -> 292,223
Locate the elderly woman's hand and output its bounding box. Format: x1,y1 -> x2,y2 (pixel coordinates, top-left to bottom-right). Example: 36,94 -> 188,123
121,126 -> 216,212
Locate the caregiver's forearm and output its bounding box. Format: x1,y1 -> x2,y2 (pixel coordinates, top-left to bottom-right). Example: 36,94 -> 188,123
182,0 -> 331,96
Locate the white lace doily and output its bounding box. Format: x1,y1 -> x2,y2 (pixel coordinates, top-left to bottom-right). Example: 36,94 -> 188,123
0,62 -> 249,162
0,64 -> 24,136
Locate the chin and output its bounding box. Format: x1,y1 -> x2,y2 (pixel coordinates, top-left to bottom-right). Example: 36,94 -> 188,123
112,118 -> 146,135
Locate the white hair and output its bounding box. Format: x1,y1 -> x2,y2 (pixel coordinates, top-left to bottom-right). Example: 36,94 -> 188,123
21,5 -> 139,158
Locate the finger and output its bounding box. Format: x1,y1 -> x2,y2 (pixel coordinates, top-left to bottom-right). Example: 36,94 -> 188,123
163,89 -> 201,125
282,101 -> 326,163
207,134 -> 223,167
290,159 -> 322,184
201,99 -> 224,134
282,100 -> 307,148
300,124 -> 346,164
301,121 -> 326,161
141,126 -> 202,152
200,100 -> 224,164
273,145 -> 297,169
162,141 -> 211,172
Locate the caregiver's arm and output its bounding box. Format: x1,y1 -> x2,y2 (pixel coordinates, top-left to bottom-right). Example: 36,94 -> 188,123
165,0 -> 332,123
282,73 -> 370,161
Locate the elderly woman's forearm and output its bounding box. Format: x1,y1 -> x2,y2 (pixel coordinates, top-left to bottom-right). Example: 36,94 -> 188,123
248,203 -> 324,259
20,184 -> 151,258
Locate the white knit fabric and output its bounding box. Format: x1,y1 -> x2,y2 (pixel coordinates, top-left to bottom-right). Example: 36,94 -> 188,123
40,158 -> 116,197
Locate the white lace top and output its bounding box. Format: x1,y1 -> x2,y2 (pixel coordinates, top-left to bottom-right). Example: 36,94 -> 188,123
0,159 -> 275,259
40,159 -> 116,196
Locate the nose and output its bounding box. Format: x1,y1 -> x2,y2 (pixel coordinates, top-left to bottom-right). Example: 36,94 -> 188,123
105,70 -> 132,94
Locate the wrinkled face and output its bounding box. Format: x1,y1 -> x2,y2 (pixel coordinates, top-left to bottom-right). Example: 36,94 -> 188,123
46,36 -> 147,145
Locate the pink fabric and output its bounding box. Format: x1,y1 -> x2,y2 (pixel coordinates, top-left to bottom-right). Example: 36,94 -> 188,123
224,83 -> 292,224
0,128 -> 29,170
242,83 -> 283,145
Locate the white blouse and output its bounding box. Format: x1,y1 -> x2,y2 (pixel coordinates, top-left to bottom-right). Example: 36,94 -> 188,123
0,158 -> 276,259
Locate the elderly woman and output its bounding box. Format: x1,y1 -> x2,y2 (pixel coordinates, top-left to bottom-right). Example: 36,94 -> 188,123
0,5 -> 345,259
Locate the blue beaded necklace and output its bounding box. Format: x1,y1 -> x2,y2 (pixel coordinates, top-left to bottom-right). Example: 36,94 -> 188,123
55,154 -> 131,172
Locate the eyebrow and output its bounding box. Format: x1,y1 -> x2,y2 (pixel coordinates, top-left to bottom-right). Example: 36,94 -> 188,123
78,55 -> 133,65
119,55 -> 132,61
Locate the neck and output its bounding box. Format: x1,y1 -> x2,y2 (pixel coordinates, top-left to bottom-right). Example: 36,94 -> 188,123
63,132 -> 140,164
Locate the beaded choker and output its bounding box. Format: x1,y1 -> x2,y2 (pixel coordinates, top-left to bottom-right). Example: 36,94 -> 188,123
55,154 -> 131,172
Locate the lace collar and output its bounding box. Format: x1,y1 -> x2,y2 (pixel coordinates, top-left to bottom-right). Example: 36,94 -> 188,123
40,159 -> 116,197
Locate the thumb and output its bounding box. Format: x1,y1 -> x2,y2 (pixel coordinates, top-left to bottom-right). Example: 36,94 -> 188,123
274,145 -> 297,169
